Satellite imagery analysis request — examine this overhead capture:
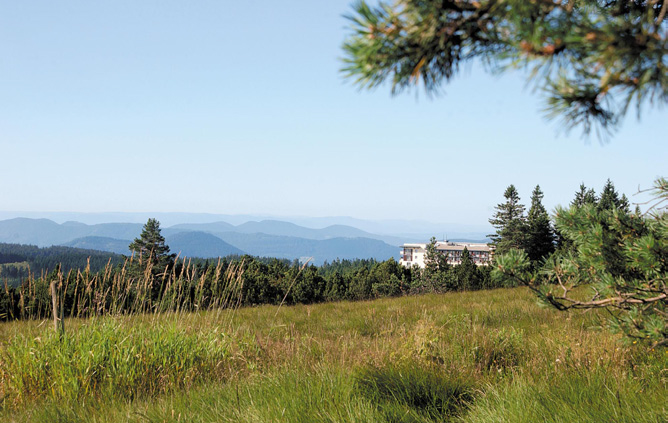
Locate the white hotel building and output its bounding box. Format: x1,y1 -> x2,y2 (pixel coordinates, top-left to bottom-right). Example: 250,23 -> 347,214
399,241 -> 492,268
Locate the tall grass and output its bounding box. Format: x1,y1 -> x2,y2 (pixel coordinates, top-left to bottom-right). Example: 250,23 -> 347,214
0,258 -> 249,412
460,367 -> 668,423
3,256 -> 245,321
15,367 -> 384,423
1,288 -> 666,422
355,362 -> 474,422
0,319 -> 245,408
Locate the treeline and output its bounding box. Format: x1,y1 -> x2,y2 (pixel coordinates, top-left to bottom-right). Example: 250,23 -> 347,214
0,252 -> 500,321
488,179 -> 633,266
0,243 -> 125,287
490,178 -> 667,347
1,179 -> 632,322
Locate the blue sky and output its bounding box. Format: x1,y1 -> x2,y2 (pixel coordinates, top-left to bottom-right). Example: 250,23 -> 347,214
0,1 -> 665,228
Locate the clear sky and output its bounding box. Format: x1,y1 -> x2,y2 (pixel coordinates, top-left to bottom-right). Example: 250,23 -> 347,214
0,1 -> 665,227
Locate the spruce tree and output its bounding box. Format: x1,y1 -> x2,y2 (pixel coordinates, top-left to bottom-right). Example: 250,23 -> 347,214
559,183 -> 597,252
571,183 -> 597,208
424,237 -> 449,274
526,185 -> 556,264
494,177 -> 668,348
455,247 -> 482,290
598,179 -> 620,212
129,218 -> 174,277
598,179 -> 631,213
423,237 -> 451,291
619,194 -> 631,213
489,185 -> 527,255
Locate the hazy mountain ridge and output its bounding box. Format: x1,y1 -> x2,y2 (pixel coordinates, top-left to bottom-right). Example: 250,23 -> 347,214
0,218 -> 404,264
0,211 -> 492,239
55,232 -> 397,265
64,233 -> 248,259
211,232 -> 398,264
0,218 -> 146,247
62,236 -> 132,255
166,232 -> 246,258
170,222 -> 236,233
172,220 -> 407,245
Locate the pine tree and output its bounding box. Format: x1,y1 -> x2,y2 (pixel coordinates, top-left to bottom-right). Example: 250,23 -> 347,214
526,185 -> 556,264
489,185 -> 527,255
342,1 -> 667,138
494,177 -> 668,348
129,218 -> 174,277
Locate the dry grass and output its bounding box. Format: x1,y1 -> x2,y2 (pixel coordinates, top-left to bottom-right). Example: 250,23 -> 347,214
1,287 -> 666,422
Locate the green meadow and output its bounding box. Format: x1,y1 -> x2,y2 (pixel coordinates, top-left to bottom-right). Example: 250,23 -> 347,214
1,287 -> 666,422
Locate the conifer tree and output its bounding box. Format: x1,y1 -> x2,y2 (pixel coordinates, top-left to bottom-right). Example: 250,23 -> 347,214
619,194 -> 631,213
424,237 -> 449,274
489,185 -> 527,255
423,237 -> 451,291
455,247 -> 482,290
559,183 -> 597,252
598,179 -> 631,212
129,218 -> 174,277
526,185 -> 556,264
571,183 -> 597,208
342,1 -> 667,138
494,177 -> 668,348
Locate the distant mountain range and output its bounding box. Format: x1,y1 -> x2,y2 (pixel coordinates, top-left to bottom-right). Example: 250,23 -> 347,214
64,232 -> 246,258
0,218 -> 408,264
61,236 -> 131,255
0,211 -> 492,239
170,220 -> 406,245
0,216 -> 490,265
0,218 -> 144,247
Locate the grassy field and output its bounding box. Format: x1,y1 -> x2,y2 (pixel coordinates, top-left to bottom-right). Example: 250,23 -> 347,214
1,287 -> 666,422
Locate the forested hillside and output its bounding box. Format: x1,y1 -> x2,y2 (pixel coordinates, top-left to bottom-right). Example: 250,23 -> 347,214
0,243 -> 123,287
0,218 -> 402,264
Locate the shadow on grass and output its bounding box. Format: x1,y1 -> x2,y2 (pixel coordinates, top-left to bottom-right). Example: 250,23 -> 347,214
355,362 -> 475,422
